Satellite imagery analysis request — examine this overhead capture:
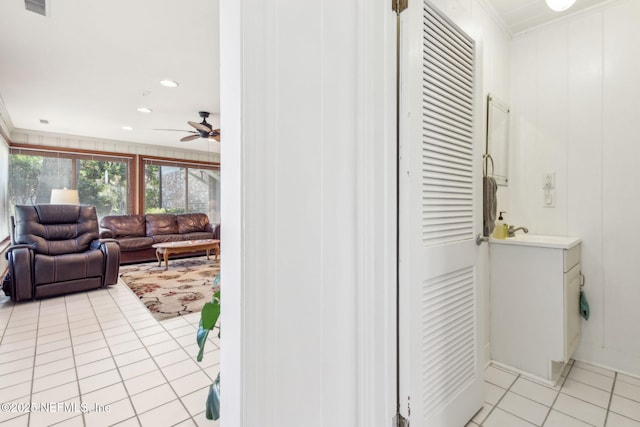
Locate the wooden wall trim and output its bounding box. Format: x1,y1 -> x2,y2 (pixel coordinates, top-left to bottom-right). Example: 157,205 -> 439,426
9,142 -> 136,160
140,154 -> 220,167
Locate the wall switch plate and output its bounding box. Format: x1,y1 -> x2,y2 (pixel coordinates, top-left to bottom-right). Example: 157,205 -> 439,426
542,172 -> 555,189
543,189 -> 555,208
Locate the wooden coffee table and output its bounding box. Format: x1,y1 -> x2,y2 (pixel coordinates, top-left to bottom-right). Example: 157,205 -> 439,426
152,239 -> 220,270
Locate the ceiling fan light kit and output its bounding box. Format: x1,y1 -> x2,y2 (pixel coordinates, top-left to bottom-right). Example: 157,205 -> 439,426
180,111 -> 221,142
545,0 -> 576,12
152,111 -> 221,142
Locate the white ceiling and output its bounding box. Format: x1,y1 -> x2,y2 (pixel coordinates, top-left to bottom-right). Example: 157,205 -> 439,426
0,0 -> 220,152
0,0 -> 612,153
487,0 -> 611,34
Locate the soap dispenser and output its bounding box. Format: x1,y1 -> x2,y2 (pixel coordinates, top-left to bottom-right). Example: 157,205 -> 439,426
493,211 -> 507,239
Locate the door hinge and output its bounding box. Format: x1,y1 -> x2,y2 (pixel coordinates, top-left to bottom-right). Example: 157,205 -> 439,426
393,413 -> 409,427
392,0 -> 408,13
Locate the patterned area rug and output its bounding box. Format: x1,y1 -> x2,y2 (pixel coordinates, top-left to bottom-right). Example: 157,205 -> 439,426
119,256 -> 219,321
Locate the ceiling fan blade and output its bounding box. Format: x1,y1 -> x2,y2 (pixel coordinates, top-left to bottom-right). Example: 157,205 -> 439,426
208,129 -> 221,141
188,121 -> 211,133
180,134 -> 201,142
154,129 -> 197,133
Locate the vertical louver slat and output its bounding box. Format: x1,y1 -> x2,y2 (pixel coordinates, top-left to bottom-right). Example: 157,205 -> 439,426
421,2 -> 474,247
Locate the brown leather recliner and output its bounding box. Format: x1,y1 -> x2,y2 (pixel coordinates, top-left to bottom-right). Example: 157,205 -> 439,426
3,205 -> 121,302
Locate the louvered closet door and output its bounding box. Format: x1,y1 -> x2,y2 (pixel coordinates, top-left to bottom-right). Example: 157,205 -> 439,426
398,1 -> 483,425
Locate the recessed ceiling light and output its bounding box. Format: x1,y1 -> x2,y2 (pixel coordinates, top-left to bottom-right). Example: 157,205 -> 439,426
137,107 -> 153,113
160,79 -> 179,88
122,126 -> 133,131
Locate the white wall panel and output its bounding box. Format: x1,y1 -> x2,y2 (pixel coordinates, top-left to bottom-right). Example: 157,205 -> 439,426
534,24 -> 568,235
274,0 -> 324,420
0,139 -> 8,243
508,35 -> 538,229
601,0 -> 640,360
509,0 -> 640,374
224,0 -> 363,424
567,10 -> 604,356
510,24 -> 570,235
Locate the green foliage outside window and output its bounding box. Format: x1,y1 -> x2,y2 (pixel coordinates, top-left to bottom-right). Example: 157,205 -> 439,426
145,164 -> 161,212
9,155 -> 43,206
9,151 -> 219,222
8,152 -> 130,219
77,160 -> 128,216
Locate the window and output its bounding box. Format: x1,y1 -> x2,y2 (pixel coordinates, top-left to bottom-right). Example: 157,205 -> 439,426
8,148 -> 133,219
142,158 -> 220,223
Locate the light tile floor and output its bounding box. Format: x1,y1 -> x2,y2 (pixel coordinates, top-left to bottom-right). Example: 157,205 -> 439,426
3,279 -> 640,427
469,361 -> 640,427
0,281 -> 220,426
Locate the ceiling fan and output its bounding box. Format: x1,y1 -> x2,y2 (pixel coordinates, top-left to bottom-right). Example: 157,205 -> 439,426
162,111 -> 220,142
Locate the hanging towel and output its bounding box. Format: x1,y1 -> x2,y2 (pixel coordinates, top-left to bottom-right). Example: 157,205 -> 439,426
580,290 -> 590,320
483,176 -> 498,236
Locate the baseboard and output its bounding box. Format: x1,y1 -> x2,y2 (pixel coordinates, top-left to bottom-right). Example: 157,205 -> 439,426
574,345 -> 640,379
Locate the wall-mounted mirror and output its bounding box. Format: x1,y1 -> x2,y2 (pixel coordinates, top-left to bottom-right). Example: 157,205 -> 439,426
485,94 -> 510,186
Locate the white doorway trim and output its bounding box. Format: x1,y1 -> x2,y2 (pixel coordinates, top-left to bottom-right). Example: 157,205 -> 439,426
219,1 -> 398,425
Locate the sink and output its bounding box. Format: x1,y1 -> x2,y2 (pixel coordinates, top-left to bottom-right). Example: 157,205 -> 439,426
491,234 -> 580,249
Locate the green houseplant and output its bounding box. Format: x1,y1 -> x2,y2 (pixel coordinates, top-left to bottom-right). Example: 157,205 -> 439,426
196,274 -> 221,420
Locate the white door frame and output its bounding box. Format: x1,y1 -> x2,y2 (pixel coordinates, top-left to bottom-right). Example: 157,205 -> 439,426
218,1 -> 399,425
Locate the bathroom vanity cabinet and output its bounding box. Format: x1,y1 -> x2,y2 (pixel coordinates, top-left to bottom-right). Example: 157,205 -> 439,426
490,235 -> 581,384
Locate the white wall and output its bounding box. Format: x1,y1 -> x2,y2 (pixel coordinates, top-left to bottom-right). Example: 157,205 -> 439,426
220,0 -> 395,425
508,0 -> 640,375
0,138 -> 7,275
0,97 -> 12,243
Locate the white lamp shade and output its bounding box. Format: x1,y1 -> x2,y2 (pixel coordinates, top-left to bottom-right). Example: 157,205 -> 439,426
50,189 -> 80,204
545,0 -> 576,12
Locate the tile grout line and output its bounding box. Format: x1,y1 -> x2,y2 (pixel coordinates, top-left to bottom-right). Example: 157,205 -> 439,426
539,359 -> 574,426
602,371 -> 617,427
480,369 -> 521,426
26,300 -> 42,426
116,274 -> 220,424
0,282 -> 218,425
95,288 -> 145,426
105,283 -> 197,424
0,299 -> 16,349
568,364 -> 617,392
550,361 -> 621,426
56,291 -> 140,425
63,294 -> 87,426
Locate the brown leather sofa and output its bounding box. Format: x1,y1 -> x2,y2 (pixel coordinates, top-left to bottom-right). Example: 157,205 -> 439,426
3,205 -> 121,302
99,213 -> 219,264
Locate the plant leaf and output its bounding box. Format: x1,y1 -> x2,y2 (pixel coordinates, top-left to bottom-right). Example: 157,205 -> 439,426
201,301 -> 220,330
196,323 -> 210,362
205,372 -> 221,420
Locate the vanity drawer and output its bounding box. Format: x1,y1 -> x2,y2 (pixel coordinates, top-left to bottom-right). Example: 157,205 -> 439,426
564,244 -> 581,272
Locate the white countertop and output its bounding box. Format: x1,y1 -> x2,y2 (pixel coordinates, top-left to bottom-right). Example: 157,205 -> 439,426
490,234 -> 581,249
